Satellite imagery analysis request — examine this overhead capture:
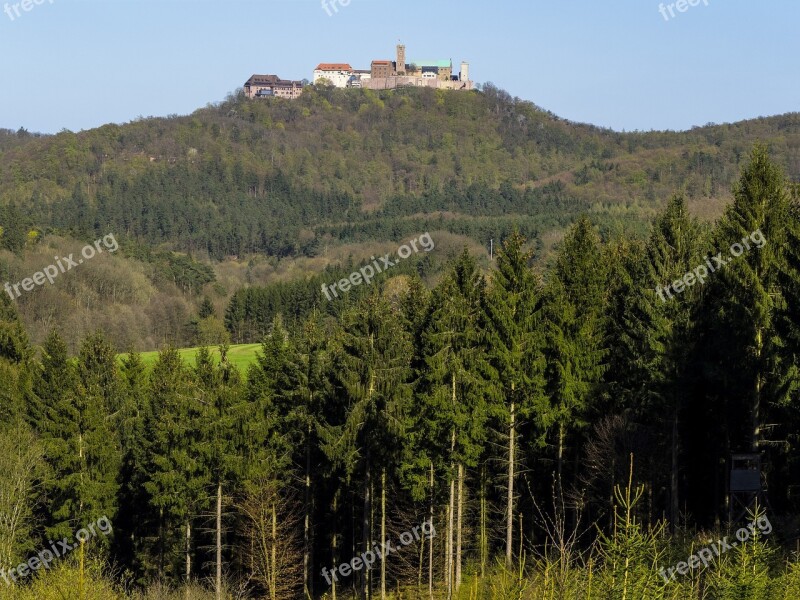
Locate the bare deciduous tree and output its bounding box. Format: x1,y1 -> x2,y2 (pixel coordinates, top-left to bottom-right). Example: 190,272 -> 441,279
0,422 -> 46,568
239,476 -> 303,600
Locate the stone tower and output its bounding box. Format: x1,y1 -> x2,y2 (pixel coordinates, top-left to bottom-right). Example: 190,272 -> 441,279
396,44 -> 406,75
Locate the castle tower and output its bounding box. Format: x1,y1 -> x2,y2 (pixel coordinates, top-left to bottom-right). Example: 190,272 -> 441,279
396,44 -> 406,75
460,61 -> 469,82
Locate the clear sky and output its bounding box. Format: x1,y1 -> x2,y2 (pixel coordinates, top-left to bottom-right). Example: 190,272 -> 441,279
1,0 -> 798,134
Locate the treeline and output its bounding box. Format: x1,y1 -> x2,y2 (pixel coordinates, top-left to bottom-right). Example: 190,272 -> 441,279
1,147 -> 800,599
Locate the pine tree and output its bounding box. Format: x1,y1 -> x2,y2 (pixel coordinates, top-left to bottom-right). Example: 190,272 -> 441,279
115,350 -> 151,583
290,310 -> 333,599
244,317 -> 306,597
483,230 -> 546,566
322,292 -> 412,599
609,197 -> 704,527
193,344 -> 244,600
777,186 -> 800,513
542,217 -> 608,494
704,146 -> 791,453
143,348 -> 208,583
74,333 -> 121,526
419,250 -> 493,597
0,294 -> 33,422
37,331 -> 118,540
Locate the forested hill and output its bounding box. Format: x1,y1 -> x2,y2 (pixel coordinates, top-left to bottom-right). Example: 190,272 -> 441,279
2,85 -> 800,259
1,85 -> 800,351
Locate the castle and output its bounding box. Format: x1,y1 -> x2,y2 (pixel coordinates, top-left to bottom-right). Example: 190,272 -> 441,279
243,43 -> 472,100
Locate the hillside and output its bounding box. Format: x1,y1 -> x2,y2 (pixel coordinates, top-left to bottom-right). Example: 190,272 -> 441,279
1,85 -> 800,350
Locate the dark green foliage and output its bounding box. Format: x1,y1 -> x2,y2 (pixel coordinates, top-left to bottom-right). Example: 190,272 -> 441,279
541,217 -> 609,487
142,348 -> 208,578
4,144 -> 800,597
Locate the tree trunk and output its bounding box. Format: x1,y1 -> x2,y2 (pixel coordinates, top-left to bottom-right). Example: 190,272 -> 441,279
381,468 -> 387,600
455,463 -> 464,593
304,430 -> 313,599
506,398 -> 516,566
480,465 -> 487,580
754,327 -> 762,451
159,507 -> 164,577
332,490 -> 339,600
429,462 -> 434,600
185,520 -> 191,600
417,516 -> 424,592
447,435 -> 455,600
446,372 -> 456,599
216,483 -> 222,600
271,501 -> 277,600
557,422 -> 565,495
363,453 -> 372,600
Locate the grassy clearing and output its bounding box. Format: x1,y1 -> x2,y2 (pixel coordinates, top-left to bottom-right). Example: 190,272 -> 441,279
118,343 -> 262,375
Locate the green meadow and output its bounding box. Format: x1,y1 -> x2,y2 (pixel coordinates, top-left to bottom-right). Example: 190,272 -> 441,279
119,343 -> 262,375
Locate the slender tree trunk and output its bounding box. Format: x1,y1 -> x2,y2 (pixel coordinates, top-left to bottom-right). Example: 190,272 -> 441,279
417,518 -> 424,592
271,501 -> 277,600
185,521 -> 191,600
429,462 -> 434,600
455,463 -> 464,593
754,327 -> 762,452
304,429 -> 312,599
363,453 -> 372,600
447,459 -> 455,600
332,490 -> 339,600
159,507 -> 164,577
557,422 -> 565,495
216,483 -> 222,600
381,468 -> 387,600
447,372 -> 456,599
506,398 -> 516,566
480,465 -> 487,580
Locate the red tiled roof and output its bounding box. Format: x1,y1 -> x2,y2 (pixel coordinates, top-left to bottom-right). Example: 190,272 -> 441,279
315,63 -> 352,71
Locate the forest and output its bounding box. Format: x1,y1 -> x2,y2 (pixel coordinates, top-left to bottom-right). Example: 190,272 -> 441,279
2,86 -> 800,352
1,145 -> 800,598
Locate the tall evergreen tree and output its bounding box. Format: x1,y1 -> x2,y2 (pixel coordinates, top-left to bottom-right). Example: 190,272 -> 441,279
542,217 -> 608,493
483,230 -> 546,565
420,250 -> 493,597
609,197 -> 704,527
0,294 -> 33,423
115,350 -> 151,584
194,345 -> 244,600
143,348 -> 208,583
322,293 -> 412,600
686,146 -> 792,523
37,331 -> 118,539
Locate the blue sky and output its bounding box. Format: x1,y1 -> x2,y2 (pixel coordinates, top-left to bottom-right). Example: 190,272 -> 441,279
1,0 -> 798,134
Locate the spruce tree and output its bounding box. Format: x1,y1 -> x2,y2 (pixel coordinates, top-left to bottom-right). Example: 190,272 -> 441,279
143,348 -> 208,583
419,250 -> 493,596
704,146 -> 791,454
37,331 -> 118,539
115,350 -> 151,583
609,196 -> 704,527
483,230 -> 546,566
542,217 -> 608,493
322,292 -> 412,599
0,294 -> 33,423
